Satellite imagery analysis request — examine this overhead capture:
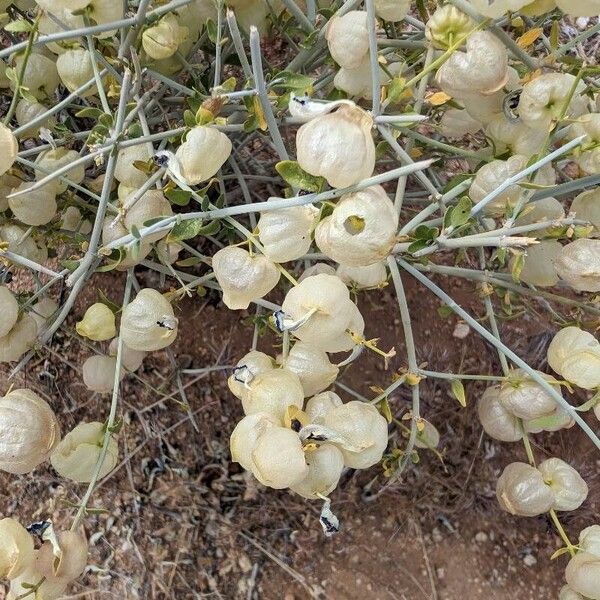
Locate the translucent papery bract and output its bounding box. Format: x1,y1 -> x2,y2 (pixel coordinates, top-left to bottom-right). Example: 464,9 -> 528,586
374,0 -> 410,22
466,0 -> 540,17
485,114 -> 547,158
56,49 -> 98,98
336,262 -> 387,289
82,355 -> 122,393
559,585 -> 586,600
425,5 -> 476,48
0,518 -> 34,580
477,385 -> 522,442
569,113 -> 600,175
325,10 -> 369,69
579,525 -> 600,558
571,189 -> 600,233
538,457 -> 588,512
547,326 -> 600,375
283,341 -> 339,397
0,123 -> 17,177
101,217 -> 152,270
304,391 -> 344,425
555,239 -> 600,293
230,412 -> 280,472
9,182 -> 57,227
565,552 -> 600,600
290,443 -> 345,499
212,246 -> 280,310
115,144 -> 154,188
15,99 -> 54,136
556,0 -> 600,16
0,314 -> 38,363
36,529 -> 88,582
227,350 -> 275,399
108,338 -> 146,373
498,369 -> 560,421
512,240 -> 561,287
76,303 -> 116,342
12,53 -> 59,101
439,108 -> 481,139
0,285 -> 19,338
496,462 -> 554,517
123,189 -> 173,244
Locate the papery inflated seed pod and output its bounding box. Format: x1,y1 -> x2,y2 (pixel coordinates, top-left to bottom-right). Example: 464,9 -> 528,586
142,13 -> 188,60
227,350 -> 275,400
425,5 -> 476,48
496,462 -> 554,517
108,338 -> 146,373
579,525 -> 600,557
571,189 -> 600,233
323,302 -> 365,353
51,421 -> 118,483
34,148 -> 85,194
123,190 -> 173,244
298,263 -> 337,282
498,369 -> 559,421
436,31 -> 508,96
36,528 -> 88,583
281,274 -> 360,352
477,385 -> 522,442
556,0 -> 600,16
11,53 -> 60,100
322,400 -> 388,469
0,314 -> 38,363
101,217 -> 152,270
555,239 -> 600,293
515,197 -> 565,230
8,562 -> 68,600
227,0 -> 274,33
35,0 -> 90,11
374,0 -> 409,21
212,246 -> 280,310
567,113 -> 600,175
175,126 -> 232,185
0,518 -> 35,580
467,0 -> 544,17
0,225 -> 47,266
56,48 -> 99,98
305,391 -> 344,425
0,286 -> 19,338
230,411 -> 280,471
469,155 -> 556,217
9,182 -> 57,227
29,297 -> 59,332
114,143 -> 154,188
559,585 -> 586,600
283,342 -> 339,397
257,205 -> 318,263
296,103 -> 375,189
38,8 -> 85,55
121,288 -> 178,351
0,388 -> 61,474
0,123 -> 18,176
336,262 -> 387,289
565,552 -> 600,600
333,57 -> 403,101
538,458 -> 588,512
325,11 -> 369,69
548,326 -> 600,375
76,303 -> 116,342
414,419 -> 440,449
524,407 -> 573,434
61,206 -> 92,234
250,426 -> 309,489
84,0 -> 123,35
82,355 -> 123,393
517,73 -> 588,130
485,114 -> 547,158
511,240 -> 561,287
315,185 -> 398,267
0,174 -> 19,212
290,443 -> 345,499
155,239 -> 183,265
241,368 -> 304,421
439,108 -> 482,139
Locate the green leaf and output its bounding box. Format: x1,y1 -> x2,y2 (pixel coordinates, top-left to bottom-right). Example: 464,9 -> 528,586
414,225 -> 438,240
97,289 -> 120,314
165,188 -> 192,207
130,224 -> 141,240
511,251 -> 525,283
437,304 -> 453,319
275,160 -> 326,193
195,107 -> 214,125
167,218 -> 205,243
272,70 -> 314,92
197,219 -> 221,236
550,20 -> 560,50
5,19 -> 33,32
183,109 -> 197,128
176,256 -> 203,267
550,547 -> 572,561
98,113 -> 114,128
378,398 -> 392,423
96,248 -> 125,272
450,379 -> 467,407
387,77 -> 406,105
75,107 -> 105,119
449,196 -> 472,227
206,19 -> 218,44
61,259 -> 80,272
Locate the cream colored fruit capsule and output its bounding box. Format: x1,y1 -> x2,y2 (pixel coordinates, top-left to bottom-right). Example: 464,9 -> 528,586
76,303 -> 116,342
175,126 -> 232,185
511,240 -> 561,288
439,108 -> 482,139
56,48 -> 99,98
0,286 -> 19,338
578,525 -> 600,557
283,342 -> 339,397
123,189 -> 173,244
337,262 -> 387,289
0,224 -> 47,266
34,148 -> 85,193
538,458 -> 588,512
498,369 -> 560,421
108,338 -> 146,373
374,0 -> 409,21
114,143 -> 154,188
569,115 -> 600,174
555,239 -> 600,293
333,56 -> 402,101
9,182 -> 57,227
0,388 -> 61,474
315,185 -> 399,267
101,217 -> 152,270
485,114 -> 546,158
0,123 -> 17,176
547,326 -> 600,375
477,385 -> 522,442
0,314 -> 38,363
425,5 -> 476,48
325,11 -> 369,69
51,421 -> 118,483
496,462 -> 554,517
565,552 -> 600,600
322,400 -> 388,469
121,288 -> 178,351
415,419 -> 440,449
36,528 -> 88,583
82,355 -> 122,393
296,103 -> 375,189
230,411 -> 280,472
142,13 -> 188,60
212,246 -> 280,310
0,518 -> 35,580
467,0 -> 542,17
11,53 -> 60,100
290,443 -> 345,499
304,391 -> 343,425
29,297 -> 59,332
556,0 -> 600,17
227,350 -> 275,400
571,189 -> 600,233
559,585 -> 586,600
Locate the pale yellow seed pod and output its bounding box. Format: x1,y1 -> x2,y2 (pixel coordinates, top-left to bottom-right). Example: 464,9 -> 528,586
556,0 -> 600,17
425,5 -> 476,48
525,407 -> 574,435
175,126 -> 232,185
227,350 -> 275,400
415,419 -> 441,449
555,239 -> 600,293
227,0 -> 273,34
515,197 -> 565,232
298,263 -> 337,282
374,0 -> 409,21
0,518 -> 35,580
323,302 -> 365,353
9,182 -> 57,226
305,391 -> 343,425
485,114 -> 547,158
568,113 -> 600,175
212,247 -> 280,310
12,53 -> 60,100
34,148 -> 85,194
325,10 -> 369,69
559,585 -> 585,600
296,103 -> 375,189
571,189 -> 600,233
559,349 -> 600,391
61,206 -> 92,234
0,123 -> 18,177
142,13 -> 188,60
547,326 -> 599,375
114,143 -> 154,188
29,297 -> 59,332
496,462 -> 554,517
565,552 -> 600,600
290,443 -> 345,499
76,303 -> 116,342
498,369 -> 560,421
241,368 -> 304,421
0,388 -> 61,474
230,412 -> 280,472
283,342 -> 339,397
36,529 -> 88,584
250,426 -> 309,489
86,0 -> 124,36
38,8 -> 85,55
322,401 -> 388,469
56,48 -> 99,98
35,0 -> 90,11
439,108 -> 482,139
336,262 -> 387,289
315,185 -> 399,267
257,204 -> 318,263
0,224 -> 48,266
466,0 -> 541,17
8,562 -> 68,600
333,57 -> 403,101
512,240 -> 561,287
477,385 -> 522,442
0,174 -> 20,212
121,288 -> 178,351
579,525 -> 600,557
156,239 -> 183,265
82,355 -> 122,393
51,421 -> 118,483
517,73 -> 588,130
538,458 -> 588,512
108,338 -> 146,373
123,190 -> 173,243
0,314 -> 38,363
0,286 -> 19,338
101,217 -> 152,270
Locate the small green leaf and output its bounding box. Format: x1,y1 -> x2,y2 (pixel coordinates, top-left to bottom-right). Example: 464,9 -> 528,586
195,107 -> 214,125
511,251 -> 525,283
97,289 -> 120,313
167,218 -> 205,243
98,113 -> 114,128
183,109 -> 197,128
378,398 -> 392,424
550,20 -> 560,50
450,379 -> 467,407
165,188 -> 192,206
272,70 -> 314,92
75,107 -> 105,119
550,547 -> 572,561
275,160 -> 326,192
387,77 -> 406,105
450,196 -> 473,227
176,256 -> 203,267
197,219 -> 221,236
5,19 -> 33,32
61,259 -> 80,272
206,19 -> 218,43
130,224 -> 141,240
96,248 -> 125,272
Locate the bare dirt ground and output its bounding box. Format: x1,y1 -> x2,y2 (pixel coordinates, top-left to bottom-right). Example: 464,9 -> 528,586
1,267 -> 598,600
